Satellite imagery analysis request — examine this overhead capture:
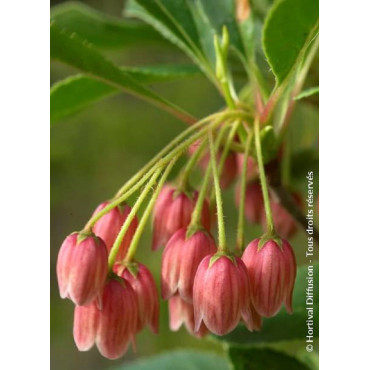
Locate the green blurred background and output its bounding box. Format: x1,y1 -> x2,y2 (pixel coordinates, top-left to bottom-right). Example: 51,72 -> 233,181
50,1 -> 318,369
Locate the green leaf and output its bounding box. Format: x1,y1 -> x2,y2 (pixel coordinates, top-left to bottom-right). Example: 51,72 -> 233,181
263,0 -> 319,85
124,0 -> 217,85
125,0 -> 204,61
50,21 -> 195,124
51,64 -> 201,124
50,2 -> 167,49
294,87 -> 319,101
228,347 -> 311,370
113,350 -> 229,370
213,262 -> 318,345
297,350 -> 319,370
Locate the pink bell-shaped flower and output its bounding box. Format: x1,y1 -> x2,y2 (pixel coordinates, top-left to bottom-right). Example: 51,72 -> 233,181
73,301 -> 100,352
92,201 -> 138,261
152,185 -> 211,251
161,228 -> 216,303
114,262 -> 159,334
57,232 -> 108,306
242,238 -> 297,317
168,294 -> 209,338
193,253 -> 252,336
73,277 -> 138,360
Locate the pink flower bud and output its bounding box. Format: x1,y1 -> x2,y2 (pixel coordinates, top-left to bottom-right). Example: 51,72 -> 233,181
242,238 -> 297,317
152,185 -> 211,250
114,262 -> 159,334
161,228 -> 217,303
73,277 -> 138,360
189,142 -> 237,189
96,278 -> 138,359
168,294 -> 209,338
73,301 -> 99,351
57,232 -> 108,306
235,181 -> 264,224
92,201 -> 138,261
193,254 -> 252,336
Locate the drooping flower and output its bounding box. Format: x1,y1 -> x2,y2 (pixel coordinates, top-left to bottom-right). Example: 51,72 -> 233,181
114,262 -> 159,334
92,201 -> 138,261
168,294 -> 208,338
193,253 -> 252,336
73,300 -> 99,352
57,232 -> 108,306
241,238 -> 297,317
73,277 -> 138,360
161,228 -> 216,303
152,185 -> 211,251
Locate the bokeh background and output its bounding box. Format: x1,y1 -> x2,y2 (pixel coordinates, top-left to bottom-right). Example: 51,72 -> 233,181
50,1 -> 319,369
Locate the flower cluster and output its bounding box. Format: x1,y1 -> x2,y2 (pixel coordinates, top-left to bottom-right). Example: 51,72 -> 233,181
57,202 -> 158,359
157,189 -> 296,336
56,123 -> 300,360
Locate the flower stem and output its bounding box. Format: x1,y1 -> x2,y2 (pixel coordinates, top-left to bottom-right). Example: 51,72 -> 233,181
236,131 -> 254,253
115,110 -> 241,198
124,157 -> 178,263
209,130 -> 227,251
187,124 -> 229,234
108,168 -> 163,270
210,120 -> 240,203
85,115 -> 230,230
253,117 -> 275,235
218,120 -> 240,175
84,167 -> 160,231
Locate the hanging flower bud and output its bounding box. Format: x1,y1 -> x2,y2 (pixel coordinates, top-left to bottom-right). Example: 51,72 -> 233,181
96,278 -> 138,359
73,301 -> 100,352
73,277 -> 138,360
114,262 -> 159,334
57,232 -> 108,306
92,201 -> 138,261
193,254 -> 252,336
152,185 -> 211,251
242,238 -> 297,317
161,228 -> 217,303
189,142 -> 237,189
168,294 -> 209,338
267,192 -> 302,239
235,180 -> 264,224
